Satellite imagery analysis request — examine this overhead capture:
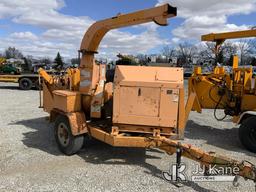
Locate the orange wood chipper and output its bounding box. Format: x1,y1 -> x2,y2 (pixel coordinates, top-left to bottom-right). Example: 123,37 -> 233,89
39,4 -> 256,186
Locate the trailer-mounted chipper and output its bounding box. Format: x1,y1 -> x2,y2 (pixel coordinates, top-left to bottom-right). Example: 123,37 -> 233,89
39,4 -> 256,187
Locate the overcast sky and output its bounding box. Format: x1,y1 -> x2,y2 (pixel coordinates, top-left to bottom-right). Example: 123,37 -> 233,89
0,0 -> 255,59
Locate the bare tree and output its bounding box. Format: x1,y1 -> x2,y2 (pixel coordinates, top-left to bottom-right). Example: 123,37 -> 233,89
161,45 -> 175,62
177,42 -> 196,66
4,47 -> 23,59
199,42 -> 215,60
199,42 -> 237,65
40,57 -> 52,65
136,54 -> 148,65
251,39 -> 256,50
222,42 -> 237,58
236,39 -> 255,65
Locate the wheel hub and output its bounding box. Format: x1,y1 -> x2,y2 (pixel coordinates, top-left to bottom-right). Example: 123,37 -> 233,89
57,123 -> 70,147
250,127 -> 256,143
22,81 -> 28,88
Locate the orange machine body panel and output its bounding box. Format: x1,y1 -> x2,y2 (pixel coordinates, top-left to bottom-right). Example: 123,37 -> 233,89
113,65 -> 183,128
52,90 -> 81,113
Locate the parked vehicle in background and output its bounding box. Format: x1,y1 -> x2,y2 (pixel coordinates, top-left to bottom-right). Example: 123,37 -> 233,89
0,74 -> 40,90
0,64 -> 20,75
0,57 -> 6,65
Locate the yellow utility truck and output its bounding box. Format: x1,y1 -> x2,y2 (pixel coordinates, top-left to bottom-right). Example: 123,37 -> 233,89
189,29 -> 256,152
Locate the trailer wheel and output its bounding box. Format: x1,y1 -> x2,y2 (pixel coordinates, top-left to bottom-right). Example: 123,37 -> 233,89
239,116 -> 256,153
19,78 -> 32,90
54,115 -> 84,155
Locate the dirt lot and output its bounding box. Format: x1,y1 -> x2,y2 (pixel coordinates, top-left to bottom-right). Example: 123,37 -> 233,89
0,81 -> 255,192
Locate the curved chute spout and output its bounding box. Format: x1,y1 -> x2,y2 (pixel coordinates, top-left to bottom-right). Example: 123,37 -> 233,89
79,4 -> 177,94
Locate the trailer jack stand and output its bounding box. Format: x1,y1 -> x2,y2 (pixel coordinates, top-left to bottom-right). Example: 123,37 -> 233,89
232,175 -> 240,187
173,142 -> 184,187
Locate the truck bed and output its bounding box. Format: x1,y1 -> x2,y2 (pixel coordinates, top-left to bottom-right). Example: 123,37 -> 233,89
0,74 -> 38,83
0,74 -> 39,90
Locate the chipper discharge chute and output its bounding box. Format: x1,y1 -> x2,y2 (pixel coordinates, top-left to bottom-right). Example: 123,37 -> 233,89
39,4 -> 256,187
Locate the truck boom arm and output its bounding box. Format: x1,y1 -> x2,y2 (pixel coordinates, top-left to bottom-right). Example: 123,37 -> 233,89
202,29 -> 256,43
201,28 -> 256,54
38,68 -> 53,85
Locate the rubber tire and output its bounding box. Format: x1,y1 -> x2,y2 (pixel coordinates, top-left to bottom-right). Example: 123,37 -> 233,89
19,78 -> 32,90
239,116 -> 256,153
54,115 -> 84,155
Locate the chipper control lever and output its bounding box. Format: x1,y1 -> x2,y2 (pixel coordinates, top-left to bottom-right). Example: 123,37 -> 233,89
38,68 -> 54,85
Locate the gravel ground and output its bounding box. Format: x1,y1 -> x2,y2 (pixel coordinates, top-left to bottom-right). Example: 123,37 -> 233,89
0,81 -> 255,192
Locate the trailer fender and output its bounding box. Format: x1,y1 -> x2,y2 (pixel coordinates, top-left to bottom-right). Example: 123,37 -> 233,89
50,110 -> 88,136
237,111 -> 256,124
